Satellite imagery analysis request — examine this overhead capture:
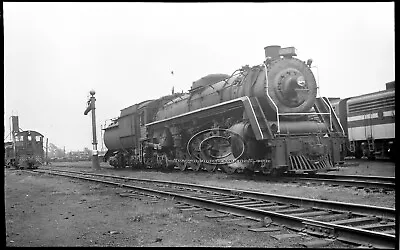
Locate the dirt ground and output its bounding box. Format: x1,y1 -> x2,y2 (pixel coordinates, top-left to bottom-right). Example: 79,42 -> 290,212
5,169 -> 357,247
335,158 -> 395,177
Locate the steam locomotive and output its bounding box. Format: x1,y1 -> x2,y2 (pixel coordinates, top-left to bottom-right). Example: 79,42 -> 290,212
4,116 -> 45,169
103,45 -> 346,175
332,81 -> 395,160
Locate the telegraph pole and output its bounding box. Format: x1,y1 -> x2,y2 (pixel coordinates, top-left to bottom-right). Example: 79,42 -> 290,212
84,90 -> 100,170
11,116 -> 19,161
45,138 -> 49,165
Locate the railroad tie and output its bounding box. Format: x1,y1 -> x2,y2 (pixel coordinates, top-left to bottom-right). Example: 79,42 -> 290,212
248,226 -> 281,232
180,207 -> 203,212
300,239 -> 334,248
205,213 -> 230,218
271,233 -> 302,241
217,216 -> 246,223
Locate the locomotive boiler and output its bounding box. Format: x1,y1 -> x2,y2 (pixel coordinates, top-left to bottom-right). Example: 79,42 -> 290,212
103,45 -> 346,175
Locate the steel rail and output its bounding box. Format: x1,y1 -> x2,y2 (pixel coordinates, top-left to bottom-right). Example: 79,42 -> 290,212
37,168 -> 395,218
288,173 -> 396,184
284,177 -> 395,190
47,163 -> 395,189
31,168 -> 396,249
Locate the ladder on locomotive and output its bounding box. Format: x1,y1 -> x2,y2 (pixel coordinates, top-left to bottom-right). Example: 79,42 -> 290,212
365,114 -> 375,153
367,137 -> 375,152
349,140 -> 356,152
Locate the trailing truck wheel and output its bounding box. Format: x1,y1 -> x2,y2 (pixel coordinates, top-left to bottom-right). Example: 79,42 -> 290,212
175,151 -> 189,171
143,158 -> 152,169
157,154 -> 170,170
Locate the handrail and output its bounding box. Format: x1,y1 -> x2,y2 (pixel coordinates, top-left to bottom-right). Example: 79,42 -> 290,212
324,97 -> 345,134
310,65 -> 337,133
264,64 -> 280,133
244,96 -> 264,140
280,112 -> 331,116
321,97 -> 333,131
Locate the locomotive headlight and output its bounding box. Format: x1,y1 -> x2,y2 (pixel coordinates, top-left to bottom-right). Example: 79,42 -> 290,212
297,76 -> 306,87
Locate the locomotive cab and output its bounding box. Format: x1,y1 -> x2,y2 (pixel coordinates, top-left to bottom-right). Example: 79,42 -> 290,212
4,130 -> 44,169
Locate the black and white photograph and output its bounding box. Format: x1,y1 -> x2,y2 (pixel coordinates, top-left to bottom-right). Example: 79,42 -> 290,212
4,2 -> 395,248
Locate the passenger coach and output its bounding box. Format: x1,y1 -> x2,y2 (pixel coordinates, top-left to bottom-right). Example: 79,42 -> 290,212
334,81 -> 395,160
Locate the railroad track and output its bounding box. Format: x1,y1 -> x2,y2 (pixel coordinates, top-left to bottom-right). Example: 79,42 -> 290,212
28,167 -> 396,249
46,163 -> 396,192
279,173 -> 395,191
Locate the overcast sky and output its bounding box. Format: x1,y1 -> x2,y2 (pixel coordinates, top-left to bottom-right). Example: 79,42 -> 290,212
4,2 -> 395,151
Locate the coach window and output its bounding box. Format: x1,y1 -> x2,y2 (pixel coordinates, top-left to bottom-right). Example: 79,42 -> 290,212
36,136 -> 42,142
378,111 -> 384,120
28,135 -> 32,141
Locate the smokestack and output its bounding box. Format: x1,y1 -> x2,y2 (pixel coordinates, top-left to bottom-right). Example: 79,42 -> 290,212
264,45 -> 281,59
11,116 -> 19,133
